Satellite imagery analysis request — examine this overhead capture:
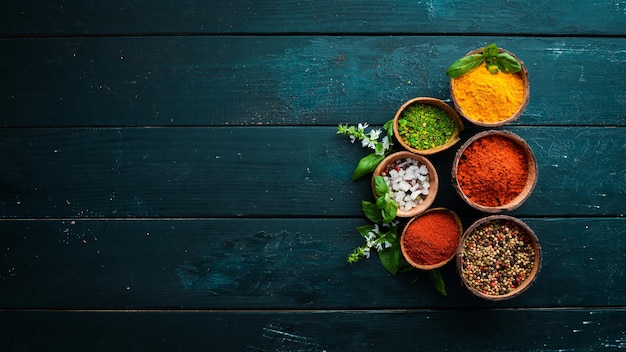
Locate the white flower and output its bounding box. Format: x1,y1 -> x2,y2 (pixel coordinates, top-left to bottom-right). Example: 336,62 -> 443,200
368,129 -> 382,141
384,241 -> 393,249
349,135 -> 356,144
358,122 -> 369,130
361,137 -> 370,148
381,136 -> 390,151
375,242 -> 384,251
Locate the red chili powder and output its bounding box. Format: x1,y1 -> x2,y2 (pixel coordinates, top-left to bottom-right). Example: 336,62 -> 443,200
402,212 -> 459,265
456,135 -> 528,207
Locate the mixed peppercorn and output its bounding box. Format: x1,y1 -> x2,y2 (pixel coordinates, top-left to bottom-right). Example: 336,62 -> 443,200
459,219 -> 536,296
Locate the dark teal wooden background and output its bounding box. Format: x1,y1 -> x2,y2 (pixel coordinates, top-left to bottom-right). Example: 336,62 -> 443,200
1,1 -> 625,351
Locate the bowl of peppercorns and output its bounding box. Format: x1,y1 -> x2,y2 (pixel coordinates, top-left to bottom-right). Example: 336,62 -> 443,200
456,215 -> 542,300
393,97 -> 464,155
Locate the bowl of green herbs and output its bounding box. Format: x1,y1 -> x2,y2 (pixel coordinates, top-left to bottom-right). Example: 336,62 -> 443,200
393,97 -> 464,155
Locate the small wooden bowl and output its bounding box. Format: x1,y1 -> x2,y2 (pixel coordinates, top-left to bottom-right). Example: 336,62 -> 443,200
450,48 -> 529,127
392,97 -> 464,155
372,151 -> 438,218
451,130 -> 538,213
400,208 -> 462,270
457,215 -> 542,301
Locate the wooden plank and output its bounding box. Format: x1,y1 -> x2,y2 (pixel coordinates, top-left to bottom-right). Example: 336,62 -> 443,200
1,36 -> 625,127
1,0 -> 624,36
0,126 -> 624,218
1,308 -> 626,350
1,218 -> 625,309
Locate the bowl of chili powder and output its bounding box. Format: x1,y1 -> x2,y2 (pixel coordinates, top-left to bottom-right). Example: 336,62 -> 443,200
392,97 -> 464,155
457,215 -> 542,300
400,208 -> 462,270
451,130 -> 538,212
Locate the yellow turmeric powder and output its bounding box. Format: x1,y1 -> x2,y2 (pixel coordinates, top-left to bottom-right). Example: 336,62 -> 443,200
451,62 -> 526,123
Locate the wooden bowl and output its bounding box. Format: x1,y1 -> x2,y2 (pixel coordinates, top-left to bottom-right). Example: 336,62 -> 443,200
400,208 -> 462,270
450,48 -> 529,127
457,215 -> 542,300
451,130 -> 537,213
372,151 -> 438,218
392,97 -> 464,155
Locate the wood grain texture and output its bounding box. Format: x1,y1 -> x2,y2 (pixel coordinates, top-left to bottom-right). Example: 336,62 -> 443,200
1,36 -> 625,127
1,308 -> 626,351
1,0 -> 625,36
1,126 -> 624,218
1,218 -> 625,309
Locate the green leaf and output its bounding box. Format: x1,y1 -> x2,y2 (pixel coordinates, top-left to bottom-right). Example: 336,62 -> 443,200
352,153 -> 385,181
381,197 -> 398,224
446,54 -> 484,78
356,224 -> 374,237
373,175 -> 389,197
427,269 -> 447,296
378,245 -> 401,276
361,200 -> 383,223
496,52 -> 522,73
383,119 -> 394,138
482,43 -> 499,58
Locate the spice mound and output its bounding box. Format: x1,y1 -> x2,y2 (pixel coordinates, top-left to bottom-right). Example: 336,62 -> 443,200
380,157 -> 430,212
456,134 -> 528,207
397,103 -> 455,150
459,219 -> 536,296
402,211 -> 459,266
451,62 -> 526,124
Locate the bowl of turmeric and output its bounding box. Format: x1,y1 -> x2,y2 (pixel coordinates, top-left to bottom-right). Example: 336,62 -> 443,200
448,44 -> 529,127
451,130 -> 538,213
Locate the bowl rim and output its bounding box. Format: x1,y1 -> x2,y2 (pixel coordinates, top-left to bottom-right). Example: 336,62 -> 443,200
449,48 -> 530,127
451,129 -> 538,213
456,214 -> 542,300
400,207 -> 463,270
392,97 -> 464,155
372,151 -> 438,218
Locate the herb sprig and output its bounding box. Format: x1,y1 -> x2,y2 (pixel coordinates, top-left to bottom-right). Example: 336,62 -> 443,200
446,43 -> 522,78
337,121 -> 448,295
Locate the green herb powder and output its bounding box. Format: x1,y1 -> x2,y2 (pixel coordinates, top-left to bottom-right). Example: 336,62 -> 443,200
398,104 -> 455,150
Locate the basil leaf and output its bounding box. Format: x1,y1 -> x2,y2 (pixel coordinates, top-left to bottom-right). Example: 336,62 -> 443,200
378,245 -> 401,276
427,269 -> 447,296
496,52 -> 522,73
361,200 -> 383,223
356,224 -> 374,237
383,119 -> 394,138
482,43 -> 499,58
381,198 -> 397,224
446,54 -> 484,78
352,153 -> 385,181
373,175 -> 389,197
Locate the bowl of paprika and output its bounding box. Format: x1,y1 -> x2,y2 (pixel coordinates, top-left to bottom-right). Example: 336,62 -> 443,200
448,45 -> 529,127
451,130 -> 538,213
400,207 -> 462,270
456,215 -> 542,300
392,97 -> 464,155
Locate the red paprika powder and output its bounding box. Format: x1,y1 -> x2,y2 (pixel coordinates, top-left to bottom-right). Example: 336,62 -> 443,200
402,211 -> 459,265
456,134 -> 528,207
